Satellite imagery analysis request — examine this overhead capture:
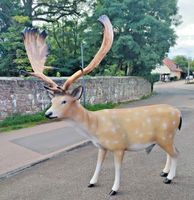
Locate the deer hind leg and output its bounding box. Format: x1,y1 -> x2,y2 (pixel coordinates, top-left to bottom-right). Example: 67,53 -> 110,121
109,150 -> 125,196
88,148 -> 107,187
160,153 -> 171,177
159,142 -> 179,184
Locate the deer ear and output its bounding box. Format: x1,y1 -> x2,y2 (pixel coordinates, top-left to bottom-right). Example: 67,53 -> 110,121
71,86 -> 84,100
44,86 -> 54,99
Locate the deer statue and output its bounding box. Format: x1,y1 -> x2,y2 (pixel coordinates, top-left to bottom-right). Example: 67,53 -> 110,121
22,15 -> 182,196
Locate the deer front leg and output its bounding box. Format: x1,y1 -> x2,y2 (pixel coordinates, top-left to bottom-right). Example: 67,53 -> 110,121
109,150 -> 124,196
88,148 -> 107,187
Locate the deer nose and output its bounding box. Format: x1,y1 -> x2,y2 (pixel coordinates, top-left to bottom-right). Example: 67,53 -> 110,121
45,112 -> 53,118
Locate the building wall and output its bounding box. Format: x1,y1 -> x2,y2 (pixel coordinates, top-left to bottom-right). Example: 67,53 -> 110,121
170,71 -> 181,79
0,76 -> 151,120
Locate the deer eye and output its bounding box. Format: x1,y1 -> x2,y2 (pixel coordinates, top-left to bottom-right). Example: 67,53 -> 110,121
61,100 -> 66,104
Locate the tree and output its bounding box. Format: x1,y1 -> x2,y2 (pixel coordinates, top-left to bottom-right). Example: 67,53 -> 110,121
45,18 -> 85,76
0,0 -> 22,32
0,16 -> 30,76
84,0 -> 180,77
173,56 -> 194,74
20,0 -> 87,23
0,0 -> 181,78
0,0 -> 89,76
173,55 -> 188,72
191,61 -> 194,72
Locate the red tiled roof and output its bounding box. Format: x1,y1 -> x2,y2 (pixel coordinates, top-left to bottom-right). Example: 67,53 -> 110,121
163,58 -> 183,72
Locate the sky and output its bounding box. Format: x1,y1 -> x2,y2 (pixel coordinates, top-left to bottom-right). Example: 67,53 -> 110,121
168,0 -> 194,59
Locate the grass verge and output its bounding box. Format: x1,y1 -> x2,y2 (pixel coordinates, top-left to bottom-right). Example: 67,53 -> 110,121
85,102 -> 116,111
0,112 -> 48,133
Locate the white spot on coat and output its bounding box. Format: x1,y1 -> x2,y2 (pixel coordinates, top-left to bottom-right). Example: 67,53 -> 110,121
157,108 -> 162,112
135,112 -> 139,116
112,127 -> 117,133
162,137 -> 166,141
162,123 -> 168,130
171,110 -> 176,116
146,118 -> 151,124
126,118 -> 131,122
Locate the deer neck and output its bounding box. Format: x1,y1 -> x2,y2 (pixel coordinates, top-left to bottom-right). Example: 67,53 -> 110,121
67,102 -> 97,134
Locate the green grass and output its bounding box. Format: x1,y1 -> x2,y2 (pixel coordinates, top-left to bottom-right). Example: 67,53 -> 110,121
85,103 -> 116,111
0,112 -> 48,133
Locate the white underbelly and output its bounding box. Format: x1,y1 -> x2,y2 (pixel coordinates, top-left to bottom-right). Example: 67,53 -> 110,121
128,142 -> 155,151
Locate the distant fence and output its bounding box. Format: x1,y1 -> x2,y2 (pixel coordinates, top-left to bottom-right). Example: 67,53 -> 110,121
0,76 -> 151,120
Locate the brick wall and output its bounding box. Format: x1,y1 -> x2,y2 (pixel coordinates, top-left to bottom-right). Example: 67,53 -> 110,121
0,76 -> 151,120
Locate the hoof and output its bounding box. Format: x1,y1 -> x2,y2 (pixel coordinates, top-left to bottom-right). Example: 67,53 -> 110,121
160,172 -> 168,177
109,190 -> 117,196
163,178 -> 172,184
88,183 -> 95,188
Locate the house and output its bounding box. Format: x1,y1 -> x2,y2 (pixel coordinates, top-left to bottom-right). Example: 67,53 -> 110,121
151,58 -> 183,81
163,58 -> 183,79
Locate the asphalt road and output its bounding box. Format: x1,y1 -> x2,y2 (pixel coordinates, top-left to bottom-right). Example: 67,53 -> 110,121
1,81 -> 194,200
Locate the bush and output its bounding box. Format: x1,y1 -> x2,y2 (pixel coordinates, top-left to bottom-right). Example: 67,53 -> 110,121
0,112 -> 47,132
145,74 -> 160,91
103,64 -> 125,76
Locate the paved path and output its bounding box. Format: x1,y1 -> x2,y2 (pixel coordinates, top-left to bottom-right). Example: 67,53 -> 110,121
0,120 -> 86,178
1,80 -> 194,200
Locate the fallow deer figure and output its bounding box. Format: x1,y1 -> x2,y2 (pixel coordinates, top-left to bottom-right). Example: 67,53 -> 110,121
22,15 -> 182,196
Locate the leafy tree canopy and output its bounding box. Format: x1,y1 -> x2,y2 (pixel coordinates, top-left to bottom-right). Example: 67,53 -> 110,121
173,55 -> 194,73
0,0 -> 181,78
0,0 -> 88,76
85,0 -> 180,77
173,55 -> 188,72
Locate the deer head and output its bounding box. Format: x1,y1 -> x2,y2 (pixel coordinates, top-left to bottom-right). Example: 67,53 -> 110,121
22,15 -> 113,119
45,86 -> 84,119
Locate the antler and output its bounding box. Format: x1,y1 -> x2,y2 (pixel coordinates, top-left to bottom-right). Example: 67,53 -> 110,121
22,15 -> 113,93
62,15 -> 114,91
22,28 -> 60,91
